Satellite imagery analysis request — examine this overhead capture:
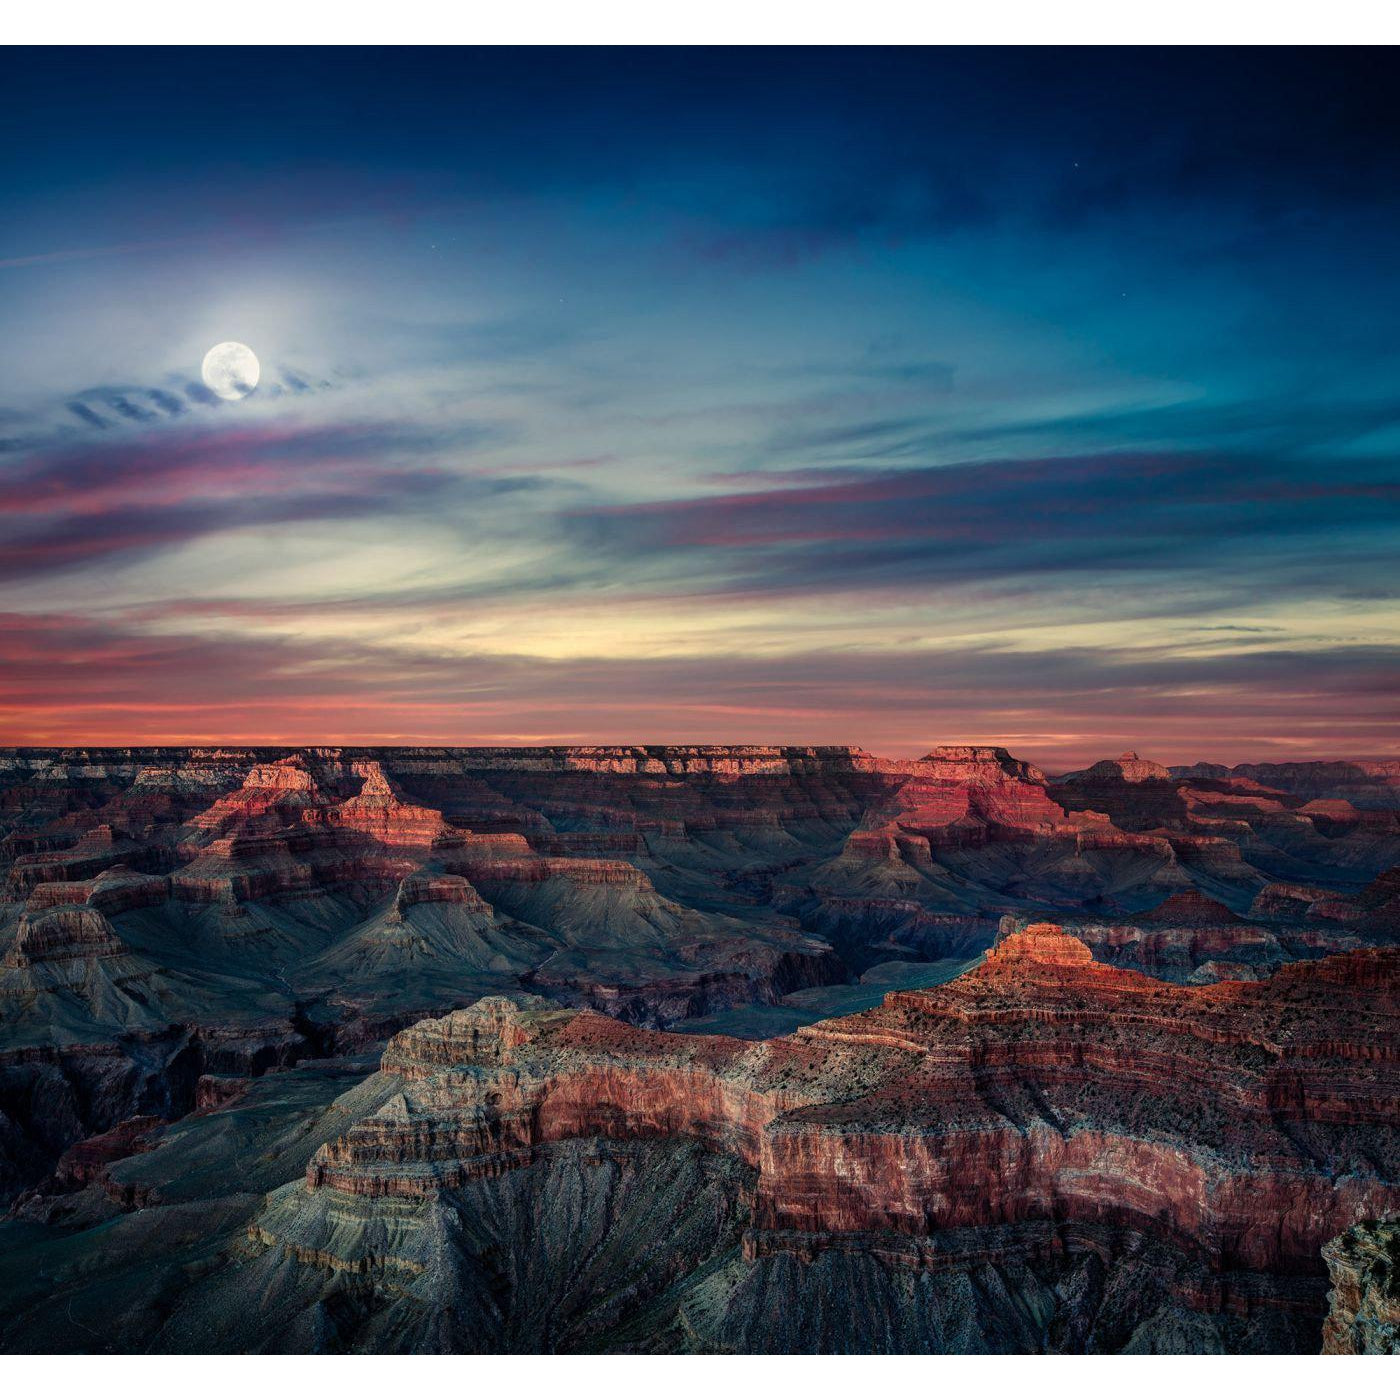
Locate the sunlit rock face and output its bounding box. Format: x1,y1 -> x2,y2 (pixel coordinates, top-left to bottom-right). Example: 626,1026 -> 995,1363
226,929 -> 1398,1352
0,746 -> 1397,1352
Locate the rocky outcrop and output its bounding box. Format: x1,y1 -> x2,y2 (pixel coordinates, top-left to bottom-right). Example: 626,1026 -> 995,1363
5,826 -> 162,896
849,745 -> 1072,849
33,1114 -> 165,1206
1175,761 -> 1400,811
1250,868 -> 1400,943
169,830 -> 411,904
0,1022 -> 316,1206
4,906 -> 128,966
1054,892 -> 1285,981
453,855 -> 649,887
1250,881 -> 1342,922
390,872 -> 490,917
1062,752 -> 1174,783
1322,1220 -> 1400,1353
324,763 -> 454,848
188,758 -> 325,834
1058,756 -> 1398,862
259,930 -> 1400,1327
24,867 -> 169,916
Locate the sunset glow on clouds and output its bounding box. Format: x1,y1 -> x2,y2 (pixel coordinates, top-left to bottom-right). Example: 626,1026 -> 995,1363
2,50 -> 1397,768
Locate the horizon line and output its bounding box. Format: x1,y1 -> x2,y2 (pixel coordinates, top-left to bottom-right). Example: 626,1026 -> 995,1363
1,738 -> 1395,771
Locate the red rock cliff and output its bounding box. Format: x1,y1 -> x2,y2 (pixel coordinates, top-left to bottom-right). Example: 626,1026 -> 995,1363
281,927 -> 1400,1288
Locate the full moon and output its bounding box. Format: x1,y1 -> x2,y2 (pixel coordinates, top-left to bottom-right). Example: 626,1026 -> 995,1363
201,341 -> 260,401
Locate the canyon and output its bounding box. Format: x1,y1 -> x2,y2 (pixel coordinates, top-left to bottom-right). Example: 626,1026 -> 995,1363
0,744 -> 1396,1352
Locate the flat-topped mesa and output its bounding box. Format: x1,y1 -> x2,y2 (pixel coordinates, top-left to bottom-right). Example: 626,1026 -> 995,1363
842,748 -> 1075,855
390,872 -> 490,919
1048,763 -> 1210,841
914,745 -> 1051,785
451,854 -> 651,889
5,825 -> 156,895
5,906 -> 128,967
24,867 -> 169,916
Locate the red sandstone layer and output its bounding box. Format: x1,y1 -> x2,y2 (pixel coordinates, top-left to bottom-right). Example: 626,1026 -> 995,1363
282,926 -> 1400,1282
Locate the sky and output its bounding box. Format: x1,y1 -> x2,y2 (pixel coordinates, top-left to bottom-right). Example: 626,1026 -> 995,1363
1,47 -> 1397,768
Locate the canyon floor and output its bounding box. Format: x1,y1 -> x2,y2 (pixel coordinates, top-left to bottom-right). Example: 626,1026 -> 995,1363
0,744 -> 1396,1353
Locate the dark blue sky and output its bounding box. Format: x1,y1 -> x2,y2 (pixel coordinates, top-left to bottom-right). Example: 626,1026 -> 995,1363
2,48 -> 1397,762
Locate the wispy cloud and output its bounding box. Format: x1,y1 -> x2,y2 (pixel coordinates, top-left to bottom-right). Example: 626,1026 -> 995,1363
565,449 -> 1400,606
0,418 -> 507,580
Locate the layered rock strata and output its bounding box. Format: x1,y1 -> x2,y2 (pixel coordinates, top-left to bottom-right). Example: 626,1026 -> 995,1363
3,743 -> 1397,1242
256,927 -> 1400,1332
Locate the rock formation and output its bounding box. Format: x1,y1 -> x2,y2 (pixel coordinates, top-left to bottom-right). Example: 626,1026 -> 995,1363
218,927 -> 1400,1351
0,745 -> 1397,1353
1322,1220 -> 1400,1353
1054,892 -> 1291,981
1174,760 -> 1400,811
